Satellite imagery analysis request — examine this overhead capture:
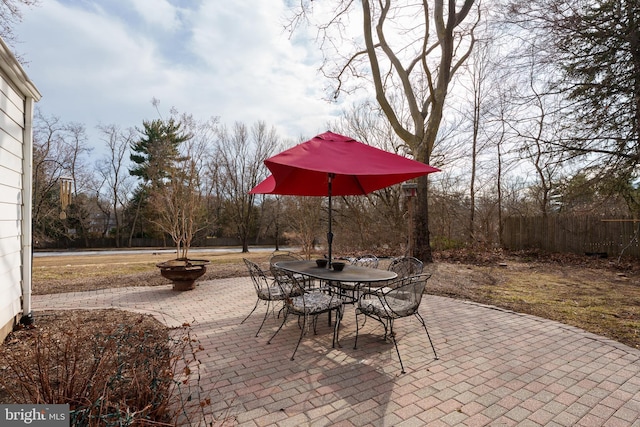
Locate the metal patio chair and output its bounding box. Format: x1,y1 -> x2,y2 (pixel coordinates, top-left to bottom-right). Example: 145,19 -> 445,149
330,254 -> 381,303
388,256 -> 424,279
352,254 -> 379,268
269,251 -> 314,289
354,273 -> 438,373
241,258 -> 301,337
268,267 -> 343,360
268,251 -> 304,266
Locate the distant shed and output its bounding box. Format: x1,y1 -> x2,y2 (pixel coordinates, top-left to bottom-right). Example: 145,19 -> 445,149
0,36 -> 41,342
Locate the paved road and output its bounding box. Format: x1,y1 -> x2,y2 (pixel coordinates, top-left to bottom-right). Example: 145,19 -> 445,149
33,246 -> 296,257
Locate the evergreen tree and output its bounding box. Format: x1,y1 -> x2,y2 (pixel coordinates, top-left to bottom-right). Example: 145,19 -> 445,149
507,0 -> 640,206
129,118 -> 191,186
554,1 -> 640,171
127,118 -> 192,244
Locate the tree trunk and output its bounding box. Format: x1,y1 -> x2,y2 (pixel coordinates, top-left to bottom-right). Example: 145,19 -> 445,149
112,198 -> 120,248
414,174 -> 433,263
128,194 -> 143,248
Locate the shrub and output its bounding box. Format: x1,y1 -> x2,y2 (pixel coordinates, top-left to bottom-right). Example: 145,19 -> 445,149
0,310 -> 218,426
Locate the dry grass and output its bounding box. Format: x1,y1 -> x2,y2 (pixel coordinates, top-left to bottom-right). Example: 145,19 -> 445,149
428,260 -> 640,349
32,251 -> 269,294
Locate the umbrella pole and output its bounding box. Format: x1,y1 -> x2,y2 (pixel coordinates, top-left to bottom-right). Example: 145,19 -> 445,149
327,174 -> 334,267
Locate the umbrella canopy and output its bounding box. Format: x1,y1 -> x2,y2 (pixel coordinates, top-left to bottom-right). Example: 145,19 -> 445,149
250,131 -> 439,196
250,131 -> 440,262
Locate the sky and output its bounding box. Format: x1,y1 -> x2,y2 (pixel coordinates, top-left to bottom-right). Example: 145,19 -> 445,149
14,0 -> 346,154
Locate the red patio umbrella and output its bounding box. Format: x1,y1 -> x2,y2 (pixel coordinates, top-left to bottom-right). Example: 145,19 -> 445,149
249,131 -> 440,263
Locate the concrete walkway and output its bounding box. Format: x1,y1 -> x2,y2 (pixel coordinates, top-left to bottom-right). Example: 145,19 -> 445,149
33,277 -> 640,426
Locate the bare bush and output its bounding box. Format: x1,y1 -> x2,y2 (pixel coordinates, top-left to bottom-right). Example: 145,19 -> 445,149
0,310 -> 221,426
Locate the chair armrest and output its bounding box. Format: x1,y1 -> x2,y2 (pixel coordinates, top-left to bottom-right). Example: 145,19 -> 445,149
357,288 -> 387,307
359,287 -> 380,298
361,283 -> 396,297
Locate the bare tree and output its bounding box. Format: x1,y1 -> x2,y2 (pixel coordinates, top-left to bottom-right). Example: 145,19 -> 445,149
148,113 -> 217,258
458,35 -> 495,243
149,156 -> 205,259
0,0 -> 38,53
508,46 -> 571,218
289,0 -> 479,261
64,122 -> 94,246
32,110 -> 94,245
490,83 -> 516,246
451,16 -> 522,246
181,113 -> 220,245
96,124 -> 136,246
252,195 -> 281,250
32,110 -> 69,243
215,121 -> 277,252
283,197 -> 323,258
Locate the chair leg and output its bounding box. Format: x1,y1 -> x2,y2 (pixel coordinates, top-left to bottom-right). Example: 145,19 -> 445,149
415,312 -> 439,360
241,298 -> 260,324
267,310 -> 288,345
333,306 -> 343,349
388,320 -> 406,374
291,314 -> 308,360
354,310 -> 361,349
354,311 -> 384,349
382,319 -> 390,341
255,300 -> 272,337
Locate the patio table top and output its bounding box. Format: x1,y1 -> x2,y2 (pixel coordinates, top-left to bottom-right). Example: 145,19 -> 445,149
275,259 -> 397,283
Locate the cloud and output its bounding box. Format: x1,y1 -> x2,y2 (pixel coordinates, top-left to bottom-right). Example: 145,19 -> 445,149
15,0 -> 342,155
128,0 -> 180,31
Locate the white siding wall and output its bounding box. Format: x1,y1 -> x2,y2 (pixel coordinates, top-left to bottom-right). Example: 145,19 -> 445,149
0,74 -> 25,335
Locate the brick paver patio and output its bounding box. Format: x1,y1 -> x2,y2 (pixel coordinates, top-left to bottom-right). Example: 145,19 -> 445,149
33,277 -> 640,426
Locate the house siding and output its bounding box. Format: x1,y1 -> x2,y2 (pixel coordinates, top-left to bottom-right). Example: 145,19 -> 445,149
0,37 -> 40,343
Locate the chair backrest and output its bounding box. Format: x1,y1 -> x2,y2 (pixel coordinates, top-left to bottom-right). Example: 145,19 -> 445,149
352,254 -> 379,268
388,257 -> 424,279
269,252 -> 303,275
269,251 -> 303,266
271,266 -> 304,299
243,258 -> 270,293
384,273 -> 431,317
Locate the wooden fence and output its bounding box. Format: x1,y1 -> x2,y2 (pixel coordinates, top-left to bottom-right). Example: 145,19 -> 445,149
502,216 -> 640,258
